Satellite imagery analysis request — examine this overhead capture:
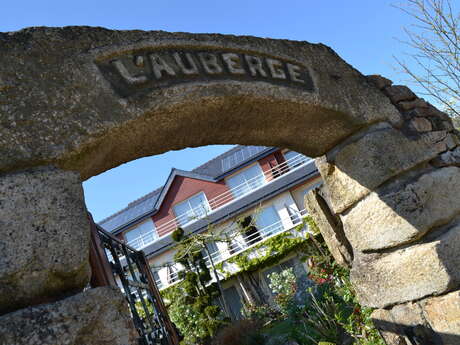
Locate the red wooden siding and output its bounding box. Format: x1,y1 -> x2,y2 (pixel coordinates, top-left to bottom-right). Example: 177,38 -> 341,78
152,176 -> 231,237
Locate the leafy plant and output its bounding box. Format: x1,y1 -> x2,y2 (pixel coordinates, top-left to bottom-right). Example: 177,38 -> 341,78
268,268 -> 297,296
243,224 -> 385,345
282,232 -> 385,345
242,303 -> 281,325
268,268 -> 297,315
163,230 -> 228,345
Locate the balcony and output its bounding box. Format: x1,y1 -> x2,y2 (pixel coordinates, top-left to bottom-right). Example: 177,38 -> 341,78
155,208 -> 310,289
127,230 -> 159,250
128,153 -> 313,250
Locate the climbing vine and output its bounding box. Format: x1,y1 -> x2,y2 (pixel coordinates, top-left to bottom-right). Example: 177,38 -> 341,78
222,215 -> 317,275
226,232 -> 306,272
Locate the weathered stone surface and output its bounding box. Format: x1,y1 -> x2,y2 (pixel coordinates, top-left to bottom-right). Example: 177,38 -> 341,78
371,290 -> 460,345
371,303 -> 441,345
445,133 -> 459,149
409,117 -> 432,132
304,188 -> 352,267
371,304 -> 437,345
317,124 -> 448,214
0,287 -> 138,345
0,26 -> 402,180
442,120 -> 455,131
398,98 -> 428,111
366,74 -> 392,89
342,166 -> 460,251
383,85 -> 417,103
406,104 -> 452,121
351,222 -> 460,308
371,309 -> 407,345
0,166 -> 90,314
431,146 -> 460,167
422,290 -> 460,345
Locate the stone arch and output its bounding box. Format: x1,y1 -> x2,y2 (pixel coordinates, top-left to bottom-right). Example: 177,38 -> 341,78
0,27 -> 401,179
1,27 -> 459,344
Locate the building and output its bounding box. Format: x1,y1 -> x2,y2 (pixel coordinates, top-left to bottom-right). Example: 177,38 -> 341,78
99,145 -> 321,319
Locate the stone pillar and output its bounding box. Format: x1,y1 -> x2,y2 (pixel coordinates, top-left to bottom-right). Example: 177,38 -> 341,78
0,166 -> 137,344
311,76 -> 460,344
304,186 -> 353,268
0,286 -> 138,345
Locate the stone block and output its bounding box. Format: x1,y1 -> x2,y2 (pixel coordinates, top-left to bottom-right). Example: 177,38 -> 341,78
371,310 -> 406,345
0,287 -> 138,345
0,166 -> 91,314
442,120 -> 454,131
409,117 -> 432,132
398,98 -> 428,111
384,85 -> 416,103
317,124 -> 448,213
422,290 -> 460,345
304,188 -> 352,267
341,167 -> 460,251
407,104 -> 452,121
350,222 -> 460,308
431,146 -> 460,167
371,305 -> 436,345
371,290 -> 460,345
445,133 -> 459,149
366,74 -> 392,89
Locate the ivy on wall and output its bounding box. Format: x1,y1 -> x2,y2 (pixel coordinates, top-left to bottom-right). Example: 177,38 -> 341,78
219,215 -> 317,276
226,232 -> 306,273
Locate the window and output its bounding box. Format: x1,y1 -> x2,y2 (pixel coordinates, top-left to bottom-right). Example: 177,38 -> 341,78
238,215 -> 262,246
254,206 -> 282,237
173,192 -> 211,226
283,150 -> 309,169
124,219 -> 158,249
226,164 -> 265,199
221,146 -> 266,172
222,286 -> 244,320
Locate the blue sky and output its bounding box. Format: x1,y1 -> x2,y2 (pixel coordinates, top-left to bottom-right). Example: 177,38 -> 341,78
3,1 -> 420,221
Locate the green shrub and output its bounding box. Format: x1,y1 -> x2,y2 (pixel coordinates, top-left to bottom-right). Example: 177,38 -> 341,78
240,225 -> 385,345
172,227 -> 184,242
242,303 -> 281,325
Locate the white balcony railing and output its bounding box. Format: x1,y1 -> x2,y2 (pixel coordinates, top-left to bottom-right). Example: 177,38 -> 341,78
128,153 -> 312,250
127,231 -> 159,250
155,208 -> 310,289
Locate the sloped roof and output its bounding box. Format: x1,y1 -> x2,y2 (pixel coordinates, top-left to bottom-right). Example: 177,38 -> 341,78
98,145 -> 273,233
98,189 -> 162,232
152,168 -> 216,212
190,145 -> 247,177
